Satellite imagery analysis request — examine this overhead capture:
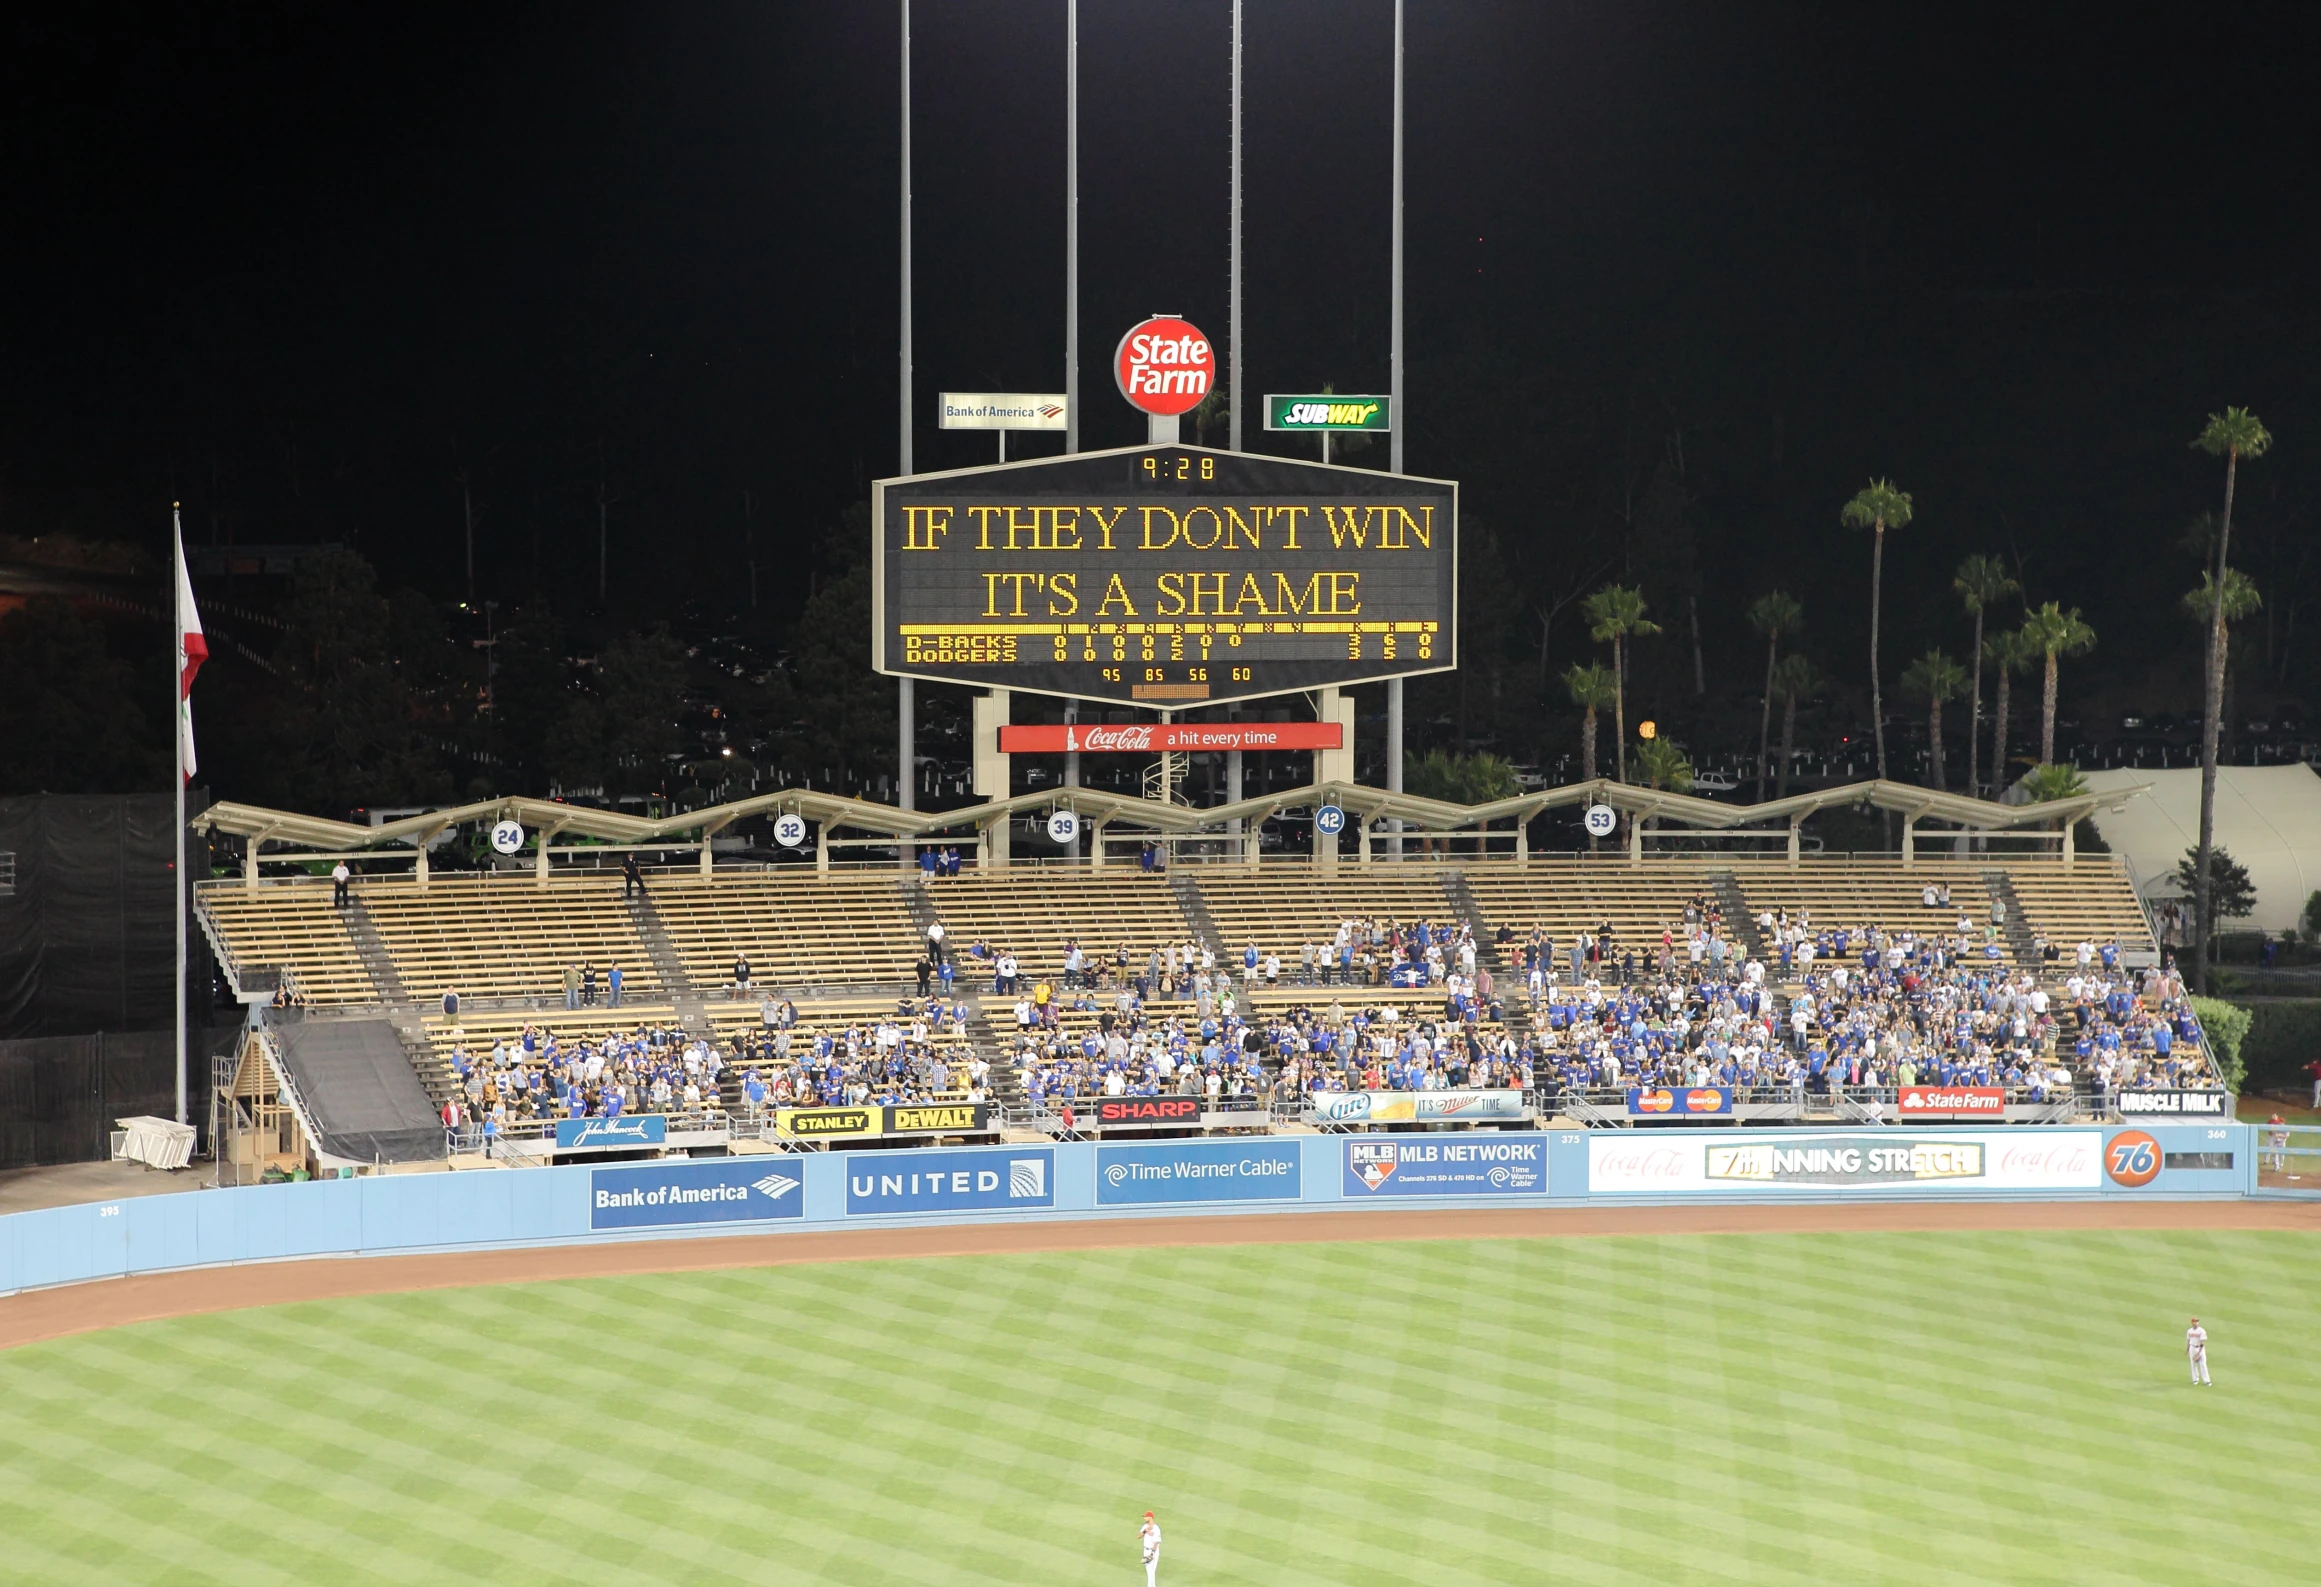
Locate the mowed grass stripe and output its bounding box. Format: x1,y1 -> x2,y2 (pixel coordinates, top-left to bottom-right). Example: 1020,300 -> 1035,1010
2,1230 -> 2318,1584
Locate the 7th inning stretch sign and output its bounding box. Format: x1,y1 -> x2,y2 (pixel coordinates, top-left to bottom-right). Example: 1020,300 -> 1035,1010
871,444 -> 1457,707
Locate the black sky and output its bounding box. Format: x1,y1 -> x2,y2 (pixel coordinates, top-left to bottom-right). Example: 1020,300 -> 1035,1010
6,2 -> 2319,702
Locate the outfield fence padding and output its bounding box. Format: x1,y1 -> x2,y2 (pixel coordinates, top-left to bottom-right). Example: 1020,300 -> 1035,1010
0,1121 -> 2272,1296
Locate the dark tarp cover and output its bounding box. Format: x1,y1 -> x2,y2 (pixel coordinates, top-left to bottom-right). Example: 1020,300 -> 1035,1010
268,1016 -> 444,1164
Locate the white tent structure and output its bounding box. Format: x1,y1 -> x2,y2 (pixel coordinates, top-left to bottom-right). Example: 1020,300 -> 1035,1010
2078,765 -> 2321,935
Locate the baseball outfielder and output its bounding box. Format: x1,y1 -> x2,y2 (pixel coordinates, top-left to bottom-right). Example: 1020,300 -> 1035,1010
1139,1511 -> 1162,1586
2187,1317 -> 2211,1386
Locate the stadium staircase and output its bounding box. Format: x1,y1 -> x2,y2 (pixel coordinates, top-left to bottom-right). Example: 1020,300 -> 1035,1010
1710,871 -> 1767,960
967,1002 -> 1028,1116
899,877 -> 942,958
1437,868 -> 1504,975
340,899 -> 412,1005
1167,873 -> 1226,959
625,890 -> 707,1030
1983,871 -> 2042,971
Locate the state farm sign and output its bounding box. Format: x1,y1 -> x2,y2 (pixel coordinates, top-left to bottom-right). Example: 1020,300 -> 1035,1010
1114,316 -> 1214,415
997,722 -> 1342,754
1897,1085 -> 2008,1118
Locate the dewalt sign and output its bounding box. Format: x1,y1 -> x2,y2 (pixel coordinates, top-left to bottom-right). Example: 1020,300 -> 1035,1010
774,1103 -> 994,1140
1265,394 -> 1391,432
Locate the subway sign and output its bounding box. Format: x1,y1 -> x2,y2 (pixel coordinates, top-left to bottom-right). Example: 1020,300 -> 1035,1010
872,444 -> 1456,707
1265,394 -> 1391,432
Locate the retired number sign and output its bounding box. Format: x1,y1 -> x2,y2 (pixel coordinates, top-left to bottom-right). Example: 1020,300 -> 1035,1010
872,445 -> 1457,707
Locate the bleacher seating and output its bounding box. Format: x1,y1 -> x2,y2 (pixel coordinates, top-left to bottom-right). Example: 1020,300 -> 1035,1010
645,873 -> 925,994
2001,863 -> 2157,956
356,873 -> 663,1004
197,881 -> 379,1004
1195,870 -> 1464,966
1458,861 -> 1734,965
920,871 -> 1195,977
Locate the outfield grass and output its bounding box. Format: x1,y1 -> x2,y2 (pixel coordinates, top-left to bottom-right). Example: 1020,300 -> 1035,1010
1,1231 -> 2316,1584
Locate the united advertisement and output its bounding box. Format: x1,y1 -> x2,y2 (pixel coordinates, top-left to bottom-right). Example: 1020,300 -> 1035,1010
1586,1130 -> 2102,1194
845,1148 -> 1055,1216
1342,1135 -> 1546,1196
1308,1089 -> 1527,1126
589,1160 -> 804,1230
1096,1140 -> 1302,1206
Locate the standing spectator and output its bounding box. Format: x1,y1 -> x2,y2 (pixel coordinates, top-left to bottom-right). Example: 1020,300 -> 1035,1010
918,845 -> 938,879
2307,1057 -> 2321,1111
331,860 -> 352,908
607,963 -> 624,1009
581,961 -> 598,1007
731,953 -> 753,998
441,987 -> 460,1023
927,919 -> 947,964
915,955 -> 934,997
563,962 -> 581,1011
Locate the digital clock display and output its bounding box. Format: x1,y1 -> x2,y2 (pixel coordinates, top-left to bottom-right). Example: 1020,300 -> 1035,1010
872,444 -> 1457,707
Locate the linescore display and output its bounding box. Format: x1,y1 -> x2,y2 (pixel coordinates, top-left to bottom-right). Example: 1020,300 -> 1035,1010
872,444 -> 1456,706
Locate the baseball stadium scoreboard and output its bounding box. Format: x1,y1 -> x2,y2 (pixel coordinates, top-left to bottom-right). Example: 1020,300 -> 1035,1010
872,444 -> 1457,707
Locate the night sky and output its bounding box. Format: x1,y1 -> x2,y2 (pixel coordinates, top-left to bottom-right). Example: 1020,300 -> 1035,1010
7,1 -> 2319,717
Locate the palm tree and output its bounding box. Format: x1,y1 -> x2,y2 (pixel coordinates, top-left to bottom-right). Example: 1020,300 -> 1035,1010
1952,553 -> 2019,796
1898,648 -> 1969,791
1562,663 -> 1617,784
1983,626 -> 2032,794
1770,653 -> 1821,799
1582,585 -> 1660,782
2019,761 -> 2089,803
1746,590 -> 1803,803
2185,568 -> 2264,777
1634,735 -> 1693,793
2018,602 -> 2096,766
1840,479 -> 1915,783
2188,406 -> 2271,994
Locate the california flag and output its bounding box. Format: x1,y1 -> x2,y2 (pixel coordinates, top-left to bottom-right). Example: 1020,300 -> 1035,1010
174,509 -> 208,782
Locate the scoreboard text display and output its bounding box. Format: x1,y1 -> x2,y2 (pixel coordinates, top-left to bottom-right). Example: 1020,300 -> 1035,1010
872,444 -> 1456,707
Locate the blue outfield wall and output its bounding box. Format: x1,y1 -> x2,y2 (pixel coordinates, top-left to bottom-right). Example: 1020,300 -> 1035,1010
0,1121 -> 2264,1296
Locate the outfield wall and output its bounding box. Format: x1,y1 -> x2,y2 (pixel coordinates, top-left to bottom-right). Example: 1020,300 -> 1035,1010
0,1121 -> 2260,1295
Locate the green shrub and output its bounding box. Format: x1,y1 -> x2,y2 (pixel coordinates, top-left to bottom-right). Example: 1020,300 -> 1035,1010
2232,999 -> 2321,1093
2190,997 -> 2251,1090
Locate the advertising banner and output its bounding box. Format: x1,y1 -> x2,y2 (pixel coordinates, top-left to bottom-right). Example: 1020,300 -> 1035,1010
998,722 -> 1341,754
1096,1097 -> 1202,1127
1587,1130 -> 2102,1194
1310,1090 -> 1527,1126
1896,1086 -> 2008,1118
589,1160 -> 804,1230
1265,395 -> 1392,432
1343,1135 -> 1546,1196
2115,1090 -> 2231,1118
1625,1086 -> 1732,1116
775,1104 -> 991,1140
555,1114 -> 667,1150
845,1148 -> 1055,1216
939,393 -> 1067,431
1096,1139 -> 1302,1206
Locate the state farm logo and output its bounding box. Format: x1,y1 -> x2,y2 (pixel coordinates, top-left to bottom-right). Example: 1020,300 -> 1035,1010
2105,1129 -> 2162,1188
1898,1086 -> 2007,1116
1073,724 -> 1155,753
1114,316 -> 1213,415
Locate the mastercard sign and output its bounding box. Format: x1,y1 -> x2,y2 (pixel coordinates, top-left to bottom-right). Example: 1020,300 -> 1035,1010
1624,1086 -> 1734,1116
1114,315 -> 1215,415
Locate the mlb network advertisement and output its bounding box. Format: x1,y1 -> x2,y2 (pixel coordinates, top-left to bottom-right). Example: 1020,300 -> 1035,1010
845,1148 -> 1055,1216
1309,1089 -> 1527,1126
590,1160 -> 803,1230
1343,1135 -> 1546,1196
1096,1140 -> 1302,1206
1587,1131 -> 2102,1195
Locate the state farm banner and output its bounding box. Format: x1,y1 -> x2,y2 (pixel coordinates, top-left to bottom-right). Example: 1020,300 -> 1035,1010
1897,1086 -> 2008,1118
1308,1090 -> 1528,1126
1588,1130 -> 2103,1194
997,722 -> 1341,754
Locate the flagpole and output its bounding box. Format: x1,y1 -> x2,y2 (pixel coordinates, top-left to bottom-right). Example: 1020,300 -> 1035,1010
173,505 -> 187,1126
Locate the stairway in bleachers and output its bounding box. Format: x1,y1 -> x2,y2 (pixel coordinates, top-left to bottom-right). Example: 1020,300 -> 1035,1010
626,891 -> 706,1030
1709,872 -> 1766,960
1438,869 -> 1502,975
1983,871 -> 2041,970
1169,873 -> 1225,958
341,899 -> 411,1005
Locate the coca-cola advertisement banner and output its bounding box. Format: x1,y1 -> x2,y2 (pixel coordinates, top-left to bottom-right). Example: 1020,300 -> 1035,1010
1896,1086 -> 2008,1117
1587,1130 -> 2103,1194
998,722 -> 1342,754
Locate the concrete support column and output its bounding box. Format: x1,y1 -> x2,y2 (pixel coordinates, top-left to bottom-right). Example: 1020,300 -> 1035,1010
415,840 -> 429,886
1315,687 -> 1355,786
1090,821 -> 1107,870
700,836 -> 714,878
1787,821 -> 1802,867
2061,816 -> 2075,867
1515,817 -> 1529,862
245,840 -> 259,889
972,688 -> 1011,870
1358,819 -> 1372,868
1062,699 -> 1081,863
1629,815 -> 1644,864
1902,817 -> 1916,868
815,823 -> 831,874
980,816 -> 1010,869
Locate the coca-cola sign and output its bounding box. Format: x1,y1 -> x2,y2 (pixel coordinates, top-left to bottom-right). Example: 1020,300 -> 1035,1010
998,722 -> 1343,754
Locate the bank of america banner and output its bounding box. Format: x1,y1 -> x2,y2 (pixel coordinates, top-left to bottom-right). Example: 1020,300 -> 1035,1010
1310,1090 -> 1527,1126
1587,1131 -> 2102,1195
1343,1135 -> 1546,1196
589,1160 -> 803,1229
1096,1140 -> 1302,1206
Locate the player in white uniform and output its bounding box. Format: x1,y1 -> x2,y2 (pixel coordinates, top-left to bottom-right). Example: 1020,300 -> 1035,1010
1139,1511 -> 1162,1586
2187,1317 -> 2210,1385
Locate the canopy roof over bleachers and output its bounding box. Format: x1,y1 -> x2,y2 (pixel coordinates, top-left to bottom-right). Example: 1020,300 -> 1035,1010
193,776 -> 2133,856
